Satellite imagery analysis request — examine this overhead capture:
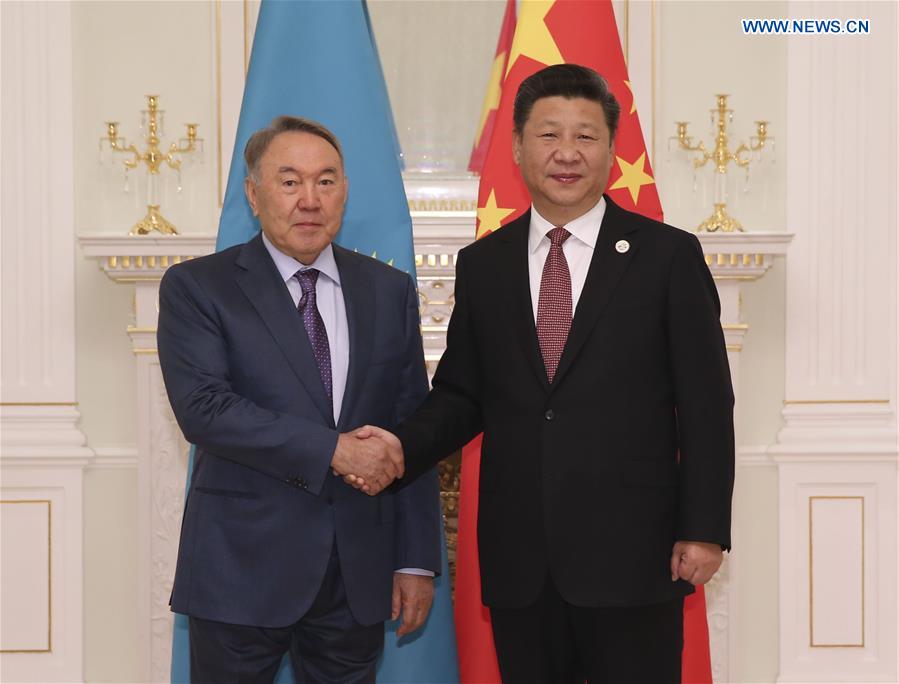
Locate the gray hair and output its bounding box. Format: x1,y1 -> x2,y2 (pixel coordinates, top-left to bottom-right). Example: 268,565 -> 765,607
244,115 -> 343,182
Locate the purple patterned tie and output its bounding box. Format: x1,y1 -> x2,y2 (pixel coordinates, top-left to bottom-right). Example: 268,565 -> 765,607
295,269 -> 332,406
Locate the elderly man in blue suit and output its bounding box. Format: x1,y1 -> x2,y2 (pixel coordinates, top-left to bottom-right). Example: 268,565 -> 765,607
157,115 -> 441,683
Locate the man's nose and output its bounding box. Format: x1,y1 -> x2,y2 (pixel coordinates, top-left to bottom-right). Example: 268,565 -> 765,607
553,138 -> 579,163
296,183 -> 321,209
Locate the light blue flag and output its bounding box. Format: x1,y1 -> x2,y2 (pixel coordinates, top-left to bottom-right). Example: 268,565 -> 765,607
170,1 -> 459,682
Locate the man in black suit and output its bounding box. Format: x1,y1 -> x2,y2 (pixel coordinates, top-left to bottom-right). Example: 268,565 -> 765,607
350,65 -> 735,683
157,116 -> 441,683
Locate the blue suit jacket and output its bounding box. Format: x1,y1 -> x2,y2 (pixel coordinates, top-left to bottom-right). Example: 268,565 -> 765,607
157,233 -> 441,628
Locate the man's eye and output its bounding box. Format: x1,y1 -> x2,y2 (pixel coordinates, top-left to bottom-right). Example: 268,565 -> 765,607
283,179 -> 297,187
579,135 -> 597,141
540,133 -> 557,139
319,179 -> 334,186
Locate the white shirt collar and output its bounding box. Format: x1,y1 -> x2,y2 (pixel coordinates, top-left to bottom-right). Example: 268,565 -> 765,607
528,196 -> 606,254
261,232 -> 341,286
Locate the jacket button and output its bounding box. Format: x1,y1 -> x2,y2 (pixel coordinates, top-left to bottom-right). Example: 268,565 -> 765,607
544,409 -> 555,421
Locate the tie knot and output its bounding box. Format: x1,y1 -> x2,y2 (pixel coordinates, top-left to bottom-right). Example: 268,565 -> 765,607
548,227 -> 571,248
294,268 -> 319,295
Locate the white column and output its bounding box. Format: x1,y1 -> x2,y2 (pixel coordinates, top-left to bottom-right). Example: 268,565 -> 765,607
79,236 -> 215,682
0,2 -> 89,682
772,2 -> 898,682
695,232 -> 792,684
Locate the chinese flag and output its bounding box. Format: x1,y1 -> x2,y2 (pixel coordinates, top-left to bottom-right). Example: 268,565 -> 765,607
468,0 -> 516,172
456,1 -> 714,682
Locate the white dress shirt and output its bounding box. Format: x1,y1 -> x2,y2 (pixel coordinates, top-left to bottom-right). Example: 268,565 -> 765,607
261,233 -> 432,577
262,233 -> 349,424
527,197 -> 606,321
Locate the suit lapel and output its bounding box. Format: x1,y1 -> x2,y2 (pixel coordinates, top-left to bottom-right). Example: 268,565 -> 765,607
333,246 -> 373,430
234,234 -> 334,425
551,197 -> 639,390
498,212 -> 551,392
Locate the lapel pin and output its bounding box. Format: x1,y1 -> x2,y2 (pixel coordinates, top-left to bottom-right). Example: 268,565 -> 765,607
615,239 -> 630,254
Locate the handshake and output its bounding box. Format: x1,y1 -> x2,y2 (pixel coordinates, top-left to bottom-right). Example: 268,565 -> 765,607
331,425 -> 404,495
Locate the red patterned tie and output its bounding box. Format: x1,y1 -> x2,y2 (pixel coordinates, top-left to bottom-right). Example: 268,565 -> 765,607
536,227 -> 572,383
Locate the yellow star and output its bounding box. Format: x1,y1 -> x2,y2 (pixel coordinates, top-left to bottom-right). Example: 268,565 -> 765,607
476,189 -> 516,239
506,1 -> 564,76
623,81 -> 637,114
609,152 -> 655,204
475,52 -> 506,147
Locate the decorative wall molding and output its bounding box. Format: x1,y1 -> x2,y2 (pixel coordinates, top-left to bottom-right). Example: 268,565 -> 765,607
1,468 -> 85,683
0,405 -> 93,461
1,4 -> 85,680
774,3 -> 898,681
87,447 -> 139,469
777,460 -> 897,683
781,1 -> 897,409
736,445 -> 776,468
142,360 -> 190,683
1,1 -> 78,405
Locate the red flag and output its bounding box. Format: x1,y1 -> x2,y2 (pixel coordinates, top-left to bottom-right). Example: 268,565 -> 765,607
468,0 -> 517,173
457,1 -> 714,682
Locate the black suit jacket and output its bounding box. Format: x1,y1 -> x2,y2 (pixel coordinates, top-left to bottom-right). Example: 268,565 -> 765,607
396,197 -> 734,609
157,234 -> 441,628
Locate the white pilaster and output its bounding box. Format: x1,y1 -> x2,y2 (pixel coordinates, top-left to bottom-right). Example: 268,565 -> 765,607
79,235 -> 215,682
773,2 -> 898,681
1,2 -> 88,682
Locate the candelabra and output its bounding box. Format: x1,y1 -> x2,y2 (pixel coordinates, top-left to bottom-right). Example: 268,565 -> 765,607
672,94 -> 772,232
100,95 -> 202,235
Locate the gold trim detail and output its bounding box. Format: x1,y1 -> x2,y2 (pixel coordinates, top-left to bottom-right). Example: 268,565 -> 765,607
0,402 -> 77,407
133,348 -> 159,356
703,253 -> 767,267
415,253 -> 459,268
785,399 -> 890,405
105,255 -> 194,270
722,323 -> 749,331
408,199 -> 477,213
0,500 -> 52,653
126,326 -> 158,334
808,496 -> 865,648
725,344 -> 742,352
113,277 -> 166,284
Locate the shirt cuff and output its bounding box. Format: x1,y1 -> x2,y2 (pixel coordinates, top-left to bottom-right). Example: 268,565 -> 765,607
395,567 -> 435,577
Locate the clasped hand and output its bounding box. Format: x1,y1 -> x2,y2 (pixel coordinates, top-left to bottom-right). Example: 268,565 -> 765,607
331,426 -> 404,495
670,540 -> 723,586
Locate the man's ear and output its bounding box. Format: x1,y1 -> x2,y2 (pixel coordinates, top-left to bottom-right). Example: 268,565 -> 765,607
512,132 -> 522,166
244,177 -> 259,216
